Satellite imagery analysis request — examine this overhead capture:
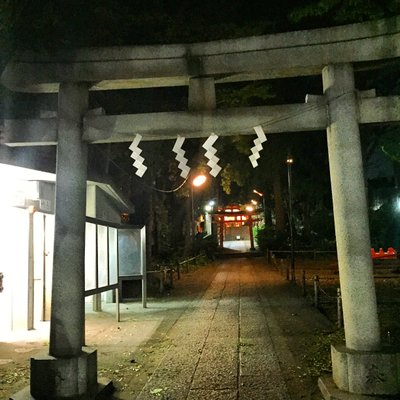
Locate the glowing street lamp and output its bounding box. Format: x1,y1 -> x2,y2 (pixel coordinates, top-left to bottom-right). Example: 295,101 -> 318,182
193,174 -> 207,187
245,205 -> 256,250
204,200 -> 215,213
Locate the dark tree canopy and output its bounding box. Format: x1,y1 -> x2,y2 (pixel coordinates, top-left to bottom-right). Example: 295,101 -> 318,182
1,0 -> 399,256
0,0 -> 398,56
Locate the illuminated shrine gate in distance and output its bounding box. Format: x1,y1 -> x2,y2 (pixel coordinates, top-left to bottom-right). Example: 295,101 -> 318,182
213,204 -> 260,251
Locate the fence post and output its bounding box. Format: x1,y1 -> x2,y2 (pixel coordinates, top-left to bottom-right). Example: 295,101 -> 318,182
116,287 -> 120,323
302,270 -> 306,297
286,259 -> 290,281
337,287 -> 342,328
313,275 -> 319,308
168,268 -> 174,288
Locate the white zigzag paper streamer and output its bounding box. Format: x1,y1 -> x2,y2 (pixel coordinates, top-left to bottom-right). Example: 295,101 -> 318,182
202,134 -> 222,177
129,134 -> 147,177
172,136 -> 190,179
249,125 -> 267,168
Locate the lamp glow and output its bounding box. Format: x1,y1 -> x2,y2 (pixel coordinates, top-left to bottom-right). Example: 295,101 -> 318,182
192,175 -> 207,187
396,197 -> 400,212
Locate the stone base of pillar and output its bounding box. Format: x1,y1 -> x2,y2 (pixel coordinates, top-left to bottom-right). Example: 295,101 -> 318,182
10,348 -> 114,399
318,375 -> 398,399
318,343 -> 400,399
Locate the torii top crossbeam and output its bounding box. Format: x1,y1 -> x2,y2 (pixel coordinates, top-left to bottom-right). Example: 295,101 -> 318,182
1,16 -> 400,147
2,16 -> 400,93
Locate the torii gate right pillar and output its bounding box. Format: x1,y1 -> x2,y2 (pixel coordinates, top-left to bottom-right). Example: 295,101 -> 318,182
319,63 -> 400,398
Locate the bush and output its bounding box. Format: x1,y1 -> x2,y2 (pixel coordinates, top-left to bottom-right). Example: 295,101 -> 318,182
193,234 -> 219,259
256,225 -> 288,252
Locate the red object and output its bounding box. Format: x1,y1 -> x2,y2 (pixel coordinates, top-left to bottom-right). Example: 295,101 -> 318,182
371,247 -> 397,260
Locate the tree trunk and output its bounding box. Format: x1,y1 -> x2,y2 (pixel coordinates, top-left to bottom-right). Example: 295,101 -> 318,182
183,195 -> 193,256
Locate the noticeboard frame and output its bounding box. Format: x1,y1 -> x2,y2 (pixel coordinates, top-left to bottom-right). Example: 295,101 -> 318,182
84,217 -> 147,315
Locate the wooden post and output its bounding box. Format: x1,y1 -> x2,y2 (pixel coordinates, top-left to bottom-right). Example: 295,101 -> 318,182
116,287 -> 120,323
177,262 -> 181,280
248,218 -> 255,250
286,261 -> 290,281
219,219 -> 224,248
313,275 -> 319,308
302,270 -> 306,297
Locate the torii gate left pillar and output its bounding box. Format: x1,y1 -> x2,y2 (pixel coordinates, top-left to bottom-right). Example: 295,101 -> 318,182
15,83 -> 108,399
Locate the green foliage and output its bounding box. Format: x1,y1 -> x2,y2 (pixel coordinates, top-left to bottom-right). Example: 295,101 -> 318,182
290,0 -> 399,25
256,207 -> 336,252
220,162 -> 252,195
290,0 -> 341,22
154,201 -> 175,258
369,199 -> 400,249
217,82 -> 275,108
380,129 -> 400,163
256,225 -> 288,251
193,235 -> 219,259
288,1 -> 400,253
308,209 -> 336,249
220,165 -> 234,195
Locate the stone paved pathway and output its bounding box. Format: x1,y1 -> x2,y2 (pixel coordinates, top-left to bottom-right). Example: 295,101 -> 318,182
135,258 -> 321,400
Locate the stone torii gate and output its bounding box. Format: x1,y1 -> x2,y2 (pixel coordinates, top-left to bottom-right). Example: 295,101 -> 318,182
2,16 -> 400,400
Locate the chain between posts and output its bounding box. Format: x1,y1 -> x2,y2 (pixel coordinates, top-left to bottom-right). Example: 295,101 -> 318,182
300,271 -> 343,328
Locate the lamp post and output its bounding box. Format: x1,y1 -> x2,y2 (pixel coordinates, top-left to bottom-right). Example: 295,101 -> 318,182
286,154 -> 295,281
253,189 -> 266,226
245,205 -> 256,251
191,174 -> 207,237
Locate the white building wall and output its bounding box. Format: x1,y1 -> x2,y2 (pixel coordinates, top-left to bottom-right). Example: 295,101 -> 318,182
0,168 -> 130,332
0,207 -> 29,331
